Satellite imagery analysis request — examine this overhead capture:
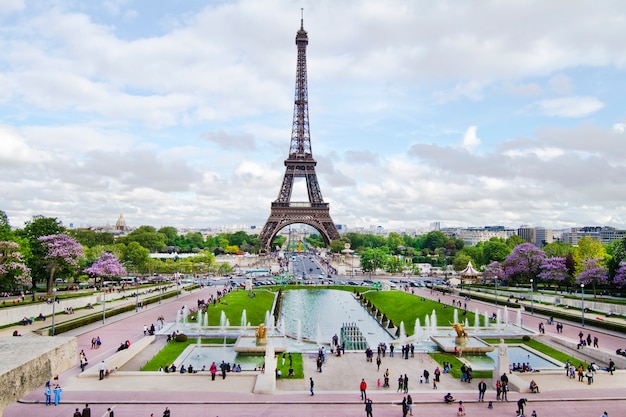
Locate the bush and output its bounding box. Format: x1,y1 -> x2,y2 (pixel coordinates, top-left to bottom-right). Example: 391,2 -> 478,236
175,333 -> 188,342
522,335 -> 531,341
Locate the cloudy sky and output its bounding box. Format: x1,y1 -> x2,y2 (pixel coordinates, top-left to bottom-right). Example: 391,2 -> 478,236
1,0 -> 625,232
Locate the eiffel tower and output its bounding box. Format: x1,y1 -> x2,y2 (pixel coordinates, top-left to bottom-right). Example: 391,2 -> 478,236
259,14 -> 340,250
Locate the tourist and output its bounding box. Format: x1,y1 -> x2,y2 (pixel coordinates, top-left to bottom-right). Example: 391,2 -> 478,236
73,408 -> 82,417
360,378 -> 367,401
478,379 -> 487,401
107,407 -> 114,417
457,400 -> 466,416
53,384 -> 62,406
529,379 -> 539,393
517,398 -> 527,416
401,397 -> 408,417
406,394 -> 413,416
364,398 -> 373,417
44,385 -> 52,406
82,403 -> 92,417
210,361 -> 217,380
310,377 -> 314,395
163,406 -> 171,417
99,361 -> 106,380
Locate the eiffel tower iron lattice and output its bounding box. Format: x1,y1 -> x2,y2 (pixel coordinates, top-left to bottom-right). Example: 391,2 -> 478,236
259,15 -> 340,250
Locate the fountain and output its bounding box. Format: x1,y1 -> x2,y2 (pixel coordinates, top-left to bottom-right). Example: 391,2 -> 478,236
453,309 -> 459,324
296,319 -> 302,345
516,309 -> 522,328
474,309 -> 480,332
503,306 -> 509,326
430,310 -> 437,334
316,324 -> 323,346
398,321 -> 407,340
219,311 -> 228,330
414,318 -> 422,341
484,311 -> 489,328
431,322 -> 495,355
241,309 -> 247,329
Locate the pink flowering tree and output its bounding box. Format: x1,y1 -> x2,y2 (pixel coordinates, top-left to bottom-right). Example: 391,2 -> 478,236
84,252 -> 127,289
575,258 -> 608,297
39,234 -> 84,294
613,262 -> 626,289
538,257 -> 569,289
483,261 -> 504,283
0,241 -> 31,291
502,243 -> 546,288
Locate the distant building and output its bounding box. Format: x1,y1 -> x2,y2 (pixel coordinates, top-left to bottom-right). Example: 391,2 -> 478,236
562,226 -> 626,246
115,213 -> 127,231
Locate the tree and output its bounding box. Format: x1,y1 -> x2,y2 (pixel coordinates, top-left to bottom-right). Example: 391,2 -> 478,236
573,236 -> 607,276
576,258 -> 608,297
0,210 -> 12,241
67,229 -> 114,247
453,253 -> 473,272
537,257 -> 569,288
117,226 -> 166,252
121,242 -> 150,273
422,231 -> 447,252
483,239 -> 511,264
613,262 -> 626,289
483,261 -> 504,283
18,216 -> 65,290
607,238 -> 626,280
506,235 -> 526,248
0,241 -> 31,291
158,226 -> 179,246
84,252 -> 127,288
39,234 -> 84,294
502,243 -> 546,287
543,241 -> 574,258
360,248 -> 388,275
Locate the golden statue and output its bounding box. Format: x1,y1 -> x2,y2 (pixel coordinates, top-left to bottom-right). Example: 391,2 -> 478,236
451,322 -> 468,338
255,323 -> 267,344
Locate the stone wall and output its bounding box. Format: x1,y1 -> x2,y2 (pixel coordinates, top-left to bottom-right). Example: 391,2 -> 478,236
0,294 -> 103,327
0,335 -> 77,413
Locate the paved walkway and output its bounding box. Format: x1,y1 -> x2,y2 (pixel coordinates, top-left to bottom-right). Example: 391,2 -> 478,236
3,284 -> 626,417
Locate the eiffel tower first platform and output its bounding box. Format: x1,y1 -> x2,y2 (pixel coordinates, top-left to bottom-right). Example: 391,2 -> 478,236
259,15 -> 340,250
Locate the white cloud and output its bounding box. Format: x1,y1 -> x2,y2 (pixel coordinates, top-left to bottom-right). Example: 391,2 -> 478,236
537,96 -> 605,118
614,123 -> 625,133
462,126 -> 481,151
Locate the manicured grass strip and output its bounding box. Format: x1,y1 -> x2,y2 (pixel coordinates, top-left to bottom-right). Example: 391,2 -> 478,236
362,291 -> 480,336
141,338 -> 236,371
276,352 -> 304,379
482,338 -> 588,369
205,289 -> 275,327
430,352 -> 492,380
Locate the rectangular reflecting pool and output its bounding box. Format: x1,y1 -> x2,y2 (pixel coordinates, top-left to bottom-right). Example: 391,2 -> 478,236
463,345 -> 563,371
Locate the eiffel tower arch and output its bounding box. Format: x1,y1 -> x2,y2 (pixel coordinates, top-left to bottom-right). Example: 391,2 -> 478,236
259,15 -> 340,250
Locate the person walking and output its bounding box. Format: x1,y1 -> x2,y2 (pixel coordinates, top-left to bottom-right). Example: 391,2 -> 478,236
401,396 -> 408,417
107,407 -> 115,417
310,377 -> 315,396
209,361 -> 217,381
82,403 -> 92,417
478,379 -> 487,402
365,398 -> 373,417
73,408 -> 82,417
376,355 -> 381,371
406,394 -> 413,416
403,374 -> 409,394
162,406 -> 171,417
423,369 -> 430,384
360,378 -> 368,401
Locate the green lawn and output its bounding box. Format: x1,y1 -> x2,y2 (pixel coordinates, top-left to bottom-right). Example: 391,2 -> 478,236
430,352 -> 493,380
205,288 -> 275,326
276,352 -> 304,379
141,338 -> 236,371
483,338 -> 588,368
362,291 -> 481,335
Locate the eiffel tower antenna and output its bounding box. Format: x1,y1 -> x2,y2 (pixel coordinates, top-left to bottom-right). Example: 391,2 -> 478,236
259,14 -> 340,250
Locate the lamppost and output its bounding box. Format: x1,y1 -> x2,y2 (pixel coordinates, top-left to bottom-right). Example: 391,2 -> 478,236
51,288 -> 57,336
530,278 -> 534,315
581,283 -> 585,327
176,275 -> 180,298
102,288 -> 106,324
135,288 -> 139,312
494,276 -> 498,306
